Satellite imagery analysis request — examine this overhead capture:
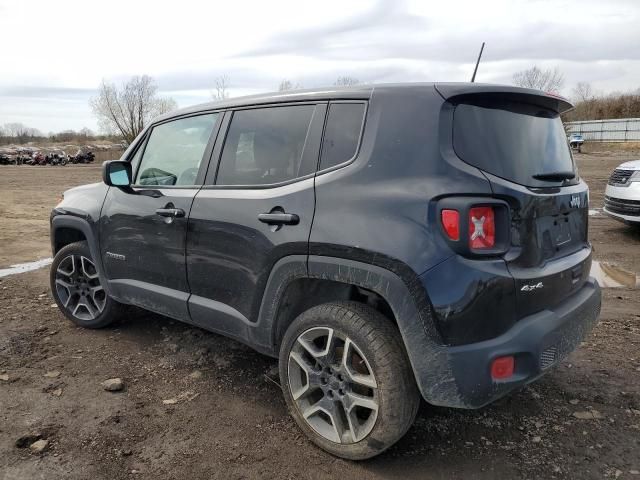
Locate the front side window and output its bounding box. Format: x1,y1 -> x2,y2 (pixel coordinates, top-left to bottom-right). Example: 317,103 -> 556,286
216,105 -> 315,186
319,102 -> 365,170
127,138 -> 145,173
135,113 -> 218,186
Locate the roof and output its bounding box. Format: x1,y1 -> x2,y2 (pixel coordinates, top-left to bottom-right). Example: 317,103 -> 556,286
154,84 -> 376,123
154,82 -> 573,123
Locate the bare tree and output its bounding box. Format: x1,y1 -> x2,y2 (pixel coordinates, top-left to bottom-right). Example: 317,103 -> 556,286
567,82 -> 597,121
278,79 -> 303,91
564,88 -> 640,122
334,76 -> 360,87
79,127 -> 95,138
211,75 -> 230,100
90,75 -> 177,144
3,122 -> 28,138
2,122 -> 42,142
512,66 -> 564,94
572,82 -> 594,103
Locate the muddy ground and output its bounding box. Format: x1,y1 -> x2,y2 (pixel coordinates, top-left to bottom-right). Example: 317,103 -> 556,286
0,149 -> 639,479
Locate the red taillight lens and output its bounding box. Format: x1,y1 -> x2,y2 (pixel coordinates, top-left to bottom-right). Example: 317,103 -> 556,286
469,206 -> 495,249
441,209 -> 460,241
491,356 -> 515,380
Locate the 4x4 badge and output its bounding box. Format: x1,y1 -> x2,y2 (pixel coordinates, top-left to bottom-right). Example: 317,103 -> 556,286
521,282 -> 544,292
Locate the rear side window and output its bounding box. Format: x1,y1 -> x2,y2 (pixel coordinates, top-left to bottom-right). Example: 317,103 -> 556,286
453,100 -> 574,187
216,105 -> 315,186
319,103 -> 365,170
135,114 -> 218,186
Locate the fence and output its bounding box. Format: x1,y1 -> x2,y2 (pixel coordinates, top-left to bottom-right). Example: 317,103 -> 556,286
565,118 -> 640,142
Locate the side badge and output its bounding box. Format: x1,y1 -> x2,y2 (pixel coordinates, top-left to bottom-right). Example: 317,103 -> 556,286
521,282 -> 543,292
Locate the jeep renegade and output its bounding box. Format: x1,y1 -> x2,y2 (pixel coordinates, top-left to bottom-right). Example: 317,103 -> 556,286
50,83 -> 601,459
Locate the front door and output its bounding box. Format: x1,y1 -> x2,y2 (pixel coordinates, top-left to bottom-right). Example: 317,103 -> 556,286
99,112 -> 220,320
187,104 -> 325,337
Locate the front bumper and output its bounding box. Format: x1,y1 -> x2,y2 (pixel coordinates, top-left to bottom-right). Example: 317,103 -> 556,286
604,183 -> 640,225
604,206 -> 640,225
425,278 -> 601,409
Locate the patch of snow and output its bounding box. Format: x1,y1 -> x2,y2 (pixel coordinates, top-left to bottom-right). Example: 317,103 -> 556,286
0,258 -> 52,278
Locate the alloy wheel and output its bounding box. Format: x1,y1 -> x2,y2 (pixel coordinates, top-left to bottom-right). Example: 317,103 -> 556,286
287,327 -> 379,444
54,254 -> 106,321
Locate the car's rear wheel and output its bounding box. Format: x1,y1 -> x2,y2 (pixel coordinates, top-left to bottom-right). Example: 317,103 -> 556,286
50,241 -> 125,328
279,301 -> 420,460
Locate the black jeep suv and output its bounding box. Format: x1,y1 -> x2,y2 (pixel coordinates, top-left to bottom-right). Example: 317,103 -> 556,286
50,83 -> 601,459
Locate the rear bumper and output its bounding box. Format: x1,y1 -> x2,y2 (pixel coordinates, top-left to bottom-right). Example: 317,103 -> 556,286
423,278 -> 601,409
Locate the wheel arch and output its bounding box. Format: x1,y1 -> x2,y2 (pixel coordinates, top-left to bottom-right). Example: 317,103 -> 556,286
52,226 -> 87,254
51,215 -> 110,295
270,277 -> 396,350
256,254 -> 463,405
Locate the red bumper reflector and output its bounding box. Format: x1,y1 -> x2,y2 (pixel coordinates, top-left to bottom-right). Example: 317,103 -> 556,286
491,356 -> 515,380
441,209 -> 460,241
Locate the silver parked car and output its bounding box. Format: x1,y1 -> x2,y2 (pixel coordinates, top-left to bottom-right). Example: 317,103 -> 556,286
568,133 -> 584,152
604,159 -> 640,226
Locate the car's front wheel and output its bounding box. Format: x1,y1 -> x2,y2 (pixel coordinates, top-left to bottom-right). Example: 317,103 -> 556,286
279,301 -> 420,460
50,241 -> 125,328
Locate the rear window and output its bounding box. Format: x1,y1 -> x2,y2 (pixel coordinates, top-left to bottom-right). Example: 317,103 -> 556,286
319,102 -> 365,170
453,100 -> 575,187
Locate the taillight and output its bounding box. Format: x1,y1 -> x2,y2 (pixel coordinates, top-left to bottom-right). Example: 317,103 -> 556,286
468,206 -> 495,249
437,199 -> 508,256
441,209 -> 460,241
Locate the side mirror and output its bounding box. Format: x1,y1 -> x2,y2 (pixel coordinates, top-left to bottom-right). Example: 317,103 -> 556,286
102,160 -> 132,187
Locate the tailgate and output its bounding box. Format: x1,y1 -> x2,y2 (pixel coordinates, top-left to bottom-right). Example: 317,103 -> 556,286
441,84 -> 592,318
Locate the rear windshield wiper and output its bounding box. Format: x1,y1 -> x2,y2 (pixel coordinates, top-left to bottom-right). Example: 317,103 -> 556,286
532,171 -> 576,182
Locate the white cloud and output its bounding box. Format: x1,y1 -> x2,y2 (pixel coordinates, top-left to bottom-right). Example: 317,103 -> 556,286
0,0 -> 638,132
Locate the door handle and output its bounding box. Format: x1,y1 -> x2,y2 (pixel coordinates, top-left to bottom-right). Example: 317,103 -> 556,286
156,208 -> 185,218
258,212 -> 299,225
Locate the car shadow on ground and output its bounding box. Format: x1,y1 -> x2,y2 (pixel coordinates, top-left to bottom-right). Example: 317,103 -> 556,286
111,308 -> 569,476
620,224 -> 640,242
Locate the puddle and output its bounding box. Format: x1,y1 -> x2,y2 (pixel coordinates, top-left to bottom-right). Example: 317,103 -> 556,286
589,209 -> 603,217
0,258 -> 52,278
590,261 -> 639,288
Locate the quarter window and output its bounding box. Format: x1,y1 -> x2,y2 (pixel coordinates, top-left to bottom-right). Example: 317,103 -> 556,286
216,105 -> 315,186
135,113 -> 218,186
319,103 -> 365,171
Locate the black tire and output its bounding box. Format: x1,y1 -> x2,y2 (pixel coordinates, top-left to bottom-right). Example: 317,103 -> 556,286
50,241 -> 125,328
279,301 -> 420,460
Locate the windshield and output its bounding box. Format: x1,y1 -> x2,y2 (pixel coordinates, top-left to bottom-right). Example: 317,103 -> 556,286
453,100 -> 575,187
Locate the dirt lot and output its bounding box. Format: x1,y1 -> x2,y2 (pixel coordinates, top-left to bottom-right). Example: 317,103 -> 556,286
1,150 -> 639,479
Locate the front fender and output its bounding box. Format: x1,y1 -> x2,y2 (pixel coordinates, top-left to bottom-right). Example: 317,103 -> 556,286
50,214 -> 111,296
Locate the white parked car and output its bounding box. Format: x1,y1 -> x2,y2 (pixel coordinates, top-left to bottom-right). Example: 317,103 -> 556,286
604,159 -> 640,226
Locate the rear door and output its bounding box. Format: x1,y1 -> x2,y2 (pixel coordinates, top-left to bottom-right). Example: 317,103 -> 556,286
186,103 -> 326,335
449,94 -> 591,316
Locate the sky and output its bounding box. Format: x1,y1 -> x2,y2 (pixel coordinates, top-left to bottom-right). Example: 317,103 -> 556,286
0,0 -> 638,133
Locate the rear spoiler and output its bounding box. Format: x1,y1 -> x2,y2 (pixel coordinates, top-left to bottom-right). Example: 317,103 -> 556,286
434,83 -> 574,114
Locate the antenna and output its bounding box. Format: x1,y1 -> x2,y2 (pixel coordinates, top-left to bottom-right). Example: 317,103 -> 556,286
471,42 -> 485,83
